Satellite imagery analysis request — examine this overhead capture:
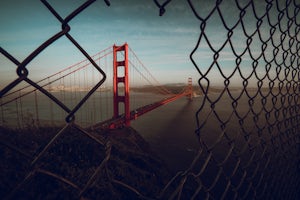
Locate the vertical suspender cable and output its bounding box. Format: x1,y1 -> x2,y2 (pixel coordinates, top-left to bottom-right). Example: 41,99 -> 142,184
62,74 -> 66,126
59,72 -> 64,122
72,69 -> 76,107
15,99 -> 21,129
92,60 -> 96,125
34,90 -> 40,127
105,54 -> 108,120
63,74 -> 66,105
83,63 -> 86,126
0,98 -> 4,126
84,64 -> 88,127
18,90 -> 24,129
77,67 -> 81,103
48,77 -> 54,127
98,57 -> 103,122
130,49 -> 136,109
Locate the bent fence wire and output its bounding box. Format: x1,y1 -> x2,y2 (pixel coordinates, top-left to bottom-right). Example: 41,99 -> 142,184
0,0 -> 299,199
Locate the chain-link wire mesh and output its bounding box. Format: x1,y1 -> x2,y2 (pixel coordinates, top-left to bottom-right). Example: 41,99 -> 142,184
156,0 -> 300,199
0,0 -> 299,199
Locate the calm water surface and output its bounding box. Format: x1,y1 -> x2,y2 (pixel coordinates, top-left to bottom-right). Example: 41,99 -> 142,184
131,97 -> 200,172
2,90 -> 267,172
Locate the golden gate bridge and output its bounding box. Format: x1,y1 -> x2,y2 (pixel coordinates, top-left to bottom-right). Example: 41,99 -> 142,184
0,43 -> 193,129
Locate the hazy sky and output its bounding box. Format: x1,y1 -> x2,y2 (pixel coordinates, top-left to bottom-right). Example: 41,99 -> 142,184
1,0 -> 298,88
0,0 -> 202,86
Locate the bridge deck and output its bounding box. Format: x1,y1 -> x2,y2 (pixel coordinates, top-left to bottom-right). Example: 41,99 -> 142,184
90,92 -> 192,129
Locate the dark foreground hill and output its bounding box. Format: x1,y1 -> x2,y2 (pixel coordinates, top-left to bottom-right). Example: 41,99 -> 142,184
0,126 -> 172,199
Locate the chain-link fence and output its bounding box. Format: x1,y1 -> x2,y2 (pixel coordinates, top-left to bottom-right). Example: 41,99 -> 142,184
161,0 -> 300,199
1,0 -> 299,199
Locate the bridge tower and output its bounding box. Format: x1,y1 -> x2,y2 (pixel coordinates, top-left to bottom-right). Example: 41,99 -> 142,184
187,77 -> 193,100
113,43 -> 130,127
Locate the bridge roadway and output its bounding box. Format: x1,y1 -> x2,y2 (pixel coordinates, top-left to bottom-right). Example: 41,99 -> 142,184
89,92 -> 192,130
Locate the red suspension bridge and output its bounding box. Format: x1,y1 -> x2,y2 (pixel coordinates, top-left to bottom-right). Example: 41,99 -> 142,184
0,43 -> 193,129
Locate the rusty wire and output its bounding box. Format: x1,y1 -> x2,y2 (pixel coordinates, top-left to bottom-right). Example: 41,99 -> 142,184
0,0 -> 299,199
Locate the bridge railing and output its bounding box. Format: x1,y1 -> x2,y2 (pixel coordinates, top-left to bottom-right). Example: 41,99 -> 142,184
0,0 -> 299,199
